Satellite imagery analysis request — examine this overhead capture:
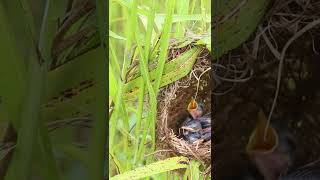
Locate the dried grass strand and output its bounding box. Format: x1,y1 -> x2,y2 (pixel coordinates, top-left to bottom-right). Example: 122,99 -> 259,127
265,18 -> 320,140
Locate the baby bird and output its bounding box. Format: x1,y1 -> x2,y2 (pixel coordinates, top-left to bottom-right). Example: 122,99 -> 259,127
218,110 -> 320,180
217,110 -> 295,180
245,110 -> 296,180
181,98 -> 212,143
198,114 -> 211,141
187,98 -> 205,119
181,116 -> 202,143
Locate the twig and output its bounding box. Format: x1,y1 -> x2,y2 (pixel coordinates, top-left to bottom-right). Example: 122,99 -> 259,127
194,67 -> 211,99
299,157 -> 320,169
52,26 -> 95,58
264,19 -> 320,140
259,25 -> 281,60
51,0 -> 95,68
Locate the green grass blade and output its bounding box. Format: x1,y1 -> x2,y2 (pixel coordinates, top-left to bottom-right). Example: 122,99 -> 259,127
132,0 -> 156,166
151,0 -> 175,150
89,0 -> 108,179
37,126 -> 61,180
37,1 -> 61,179
110,30 -> 127,41
109,0 -> 138,150
110,42 -> 122,81
134,32 -> 157,163
175,0 -> 189,37
0,1 -> 47,179
133,80 -> 145,165
5,55 -> 47,180
124,47 -> 202,99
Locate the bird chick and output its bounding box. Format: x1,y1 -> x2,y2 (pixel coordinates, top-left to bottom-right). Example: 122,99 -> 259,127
181,116 -> 202,143
246,110 -> 296,180
181,98 -> 211,142
217,110 -> 320,180
187,98 -> 205,119
198,114 -> 212,141
247,117 -> 320,180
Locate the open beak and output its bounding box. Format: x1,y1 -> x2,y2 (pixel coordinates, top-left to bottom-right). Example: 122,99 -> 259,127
246,110 -> 285,180
187,98 -> 200,119
246,110 -> 278,154
187,98 -> 197,111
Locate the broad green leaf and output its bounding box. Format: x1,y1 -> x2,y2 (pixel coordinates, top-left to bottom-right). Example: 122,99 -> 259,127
89,1 -> 108,180
43,47 -> 105,122
213,0 -> 270,58
110,156 -> 189,180
0,1 -> 49,180
37,1 -> 64,179
124,46 -> 203,99
195,36 -> 211,51
0,2 -> 28,127
189,160 -> 201,180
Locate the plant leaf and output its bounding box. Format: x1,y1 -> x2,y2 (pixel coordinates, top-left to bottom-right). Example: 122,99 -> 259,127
212,0 -> 270,58
110,156 -> 189,180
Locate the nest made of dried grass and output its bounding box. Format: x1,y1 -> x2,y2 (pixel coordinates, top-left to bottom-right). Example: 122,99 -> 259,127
155,46 -> 212,165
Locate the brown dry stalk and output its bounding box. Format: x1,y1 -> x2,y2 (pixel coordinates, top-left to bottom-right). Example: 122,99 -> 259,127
51,0 -> 95,68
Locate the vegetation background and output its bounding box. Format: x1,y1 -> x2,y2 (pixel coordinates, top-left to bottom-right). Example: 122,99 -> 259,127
109,0 -> 211,179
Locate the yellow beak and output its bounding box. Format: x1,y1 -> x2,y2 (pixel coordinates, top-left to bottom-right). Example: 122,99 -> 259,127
187,98 -> 200,119
246,110 -> 279,154
187,98 -> 198,112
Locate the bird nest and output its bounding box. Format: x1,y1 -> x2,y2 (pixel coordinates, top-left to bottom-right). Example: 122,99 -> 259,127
155,46 -> 211,165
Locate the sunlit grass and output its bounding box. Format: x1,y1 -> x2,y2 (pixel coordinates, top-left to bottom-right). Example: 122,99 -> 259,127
109,0 -> 210,178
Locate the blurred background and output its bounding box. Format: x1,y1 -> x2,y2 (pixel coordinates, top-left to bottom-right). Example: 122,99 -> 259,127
0,0 -> 107,179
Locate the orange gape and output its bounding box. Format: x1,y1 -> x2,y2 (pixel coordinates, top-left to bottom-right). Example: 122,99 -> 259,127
246,110 -> 278,154
246,110 -> 294,180
187,98 -> 204,119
